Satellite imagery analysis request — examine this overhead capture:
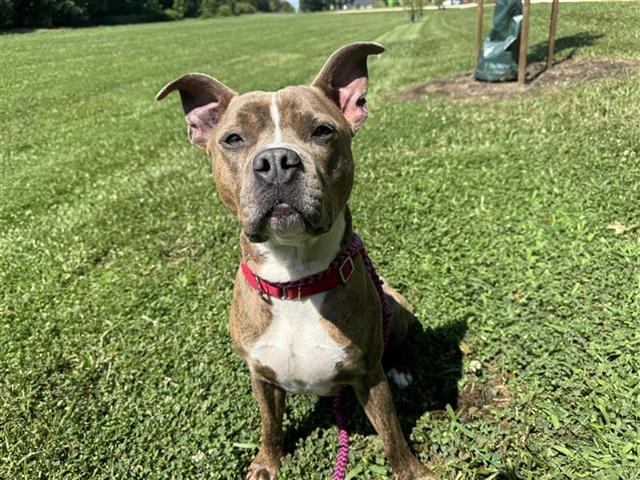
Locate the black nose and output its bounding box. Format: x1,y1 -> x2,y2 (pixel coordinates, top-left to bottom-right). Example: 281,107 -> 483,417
252,148 -> 302,185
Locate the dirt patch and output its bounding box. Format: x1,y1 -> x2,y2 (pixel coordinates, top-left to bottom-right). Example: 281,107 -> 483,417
456,374 -> 511,421
396,58 -> 640,102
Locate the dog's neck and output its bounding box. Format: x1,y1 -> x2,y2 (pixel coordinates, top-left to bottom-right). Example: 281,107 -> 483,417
242,209 -> 352,283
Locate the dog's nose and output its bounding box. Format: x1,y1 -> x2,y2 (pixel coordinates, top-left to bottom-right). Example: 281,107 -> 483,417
252,148 -> 302,185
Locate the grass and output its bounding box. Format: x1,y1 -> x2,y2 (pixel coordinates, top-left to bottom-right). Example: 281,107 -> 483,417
1,3 -> 639,479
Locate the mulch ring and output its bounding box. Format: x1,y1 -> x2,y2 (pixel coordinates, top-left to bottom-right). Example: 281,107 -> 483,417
396,58 -> 640,102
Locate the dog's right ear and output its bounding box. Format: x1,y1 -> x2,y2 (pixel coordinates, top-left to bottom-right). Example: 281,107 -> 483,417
312,42 -> 384,133
156,73 -> 236,149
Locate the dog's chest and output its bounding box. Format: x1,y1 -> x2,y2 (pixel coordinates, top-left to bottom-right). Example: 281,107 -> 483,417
248,293 -> 346,395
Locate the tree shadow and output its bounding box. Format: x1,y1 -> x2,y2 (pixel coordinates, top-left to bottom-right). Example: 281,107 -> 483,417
523,32 -> 604,83
284,317 -> 468,449
387,318 -> 468,435
528,31 -> 604,64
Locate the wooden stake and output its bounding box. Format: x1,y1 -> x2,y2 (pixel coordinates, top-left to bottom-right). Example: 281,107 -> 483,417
475,0 -> 484,61
518,0 -> 530,85
546,0 -> 560,70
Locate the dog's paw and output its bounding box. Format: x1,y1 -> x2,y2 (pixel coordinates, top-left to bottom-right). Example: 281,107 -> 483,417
246,464 -> 278,480
246,466 -> 277,480
246,453 -> 280,480
395,465 -> 437,480
414,473 -> 437,480
415,471 -> 437,480
393,455 -> 436,480
387,367 -> 414,389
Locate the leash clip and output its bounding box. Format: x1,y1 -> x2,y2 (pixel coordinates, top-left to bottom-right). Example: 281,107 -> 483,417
339,256 -> 355,284
255,275 -> 272,303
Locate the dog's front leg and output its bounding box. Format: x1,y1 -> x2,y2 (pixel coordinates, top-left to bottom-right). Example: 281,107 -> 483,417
354,366 -> 436,480
246,373 -> 286,480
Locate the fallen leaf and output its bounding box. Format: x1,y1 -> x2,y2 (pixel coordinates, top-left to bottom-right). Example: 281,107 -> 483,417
469,360 -> 483,375
606,221 -> 637,235
191,451 -> 205,463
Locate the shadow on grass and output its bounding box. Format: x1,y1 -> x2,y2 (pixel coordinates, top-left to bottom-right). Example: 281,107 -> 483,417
284,317 -> 468,449
496,468 -> 524,480
524,32 -> 604,83
528,31 -> 604,64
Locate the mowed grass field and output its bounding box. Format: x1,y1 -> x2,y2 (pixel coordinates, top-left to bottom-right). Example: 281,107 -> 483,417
2,3 -> 639,479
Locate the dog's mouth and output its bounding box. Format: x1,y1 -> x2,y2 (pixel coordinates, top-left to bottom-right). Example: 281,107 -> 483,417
243,199 -> 330,243
267,203 -> 305,237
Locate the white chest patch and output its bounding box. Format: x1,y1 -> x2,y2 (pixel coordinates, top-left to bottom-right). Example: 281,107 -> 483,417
248,292 -> 346,395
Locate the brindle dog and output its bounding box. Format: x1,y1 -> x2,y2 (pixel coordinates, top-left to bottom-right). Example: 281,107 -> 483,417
157,42 -> 435,480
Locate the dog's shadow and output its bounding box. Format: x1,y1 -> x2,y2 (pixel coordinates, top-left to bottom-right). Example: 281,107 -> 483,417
284,318 -> 468,448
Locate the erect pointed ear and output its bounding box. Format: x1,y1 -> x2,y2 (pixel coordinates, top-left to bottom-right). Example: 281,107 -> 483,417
312,42 -> 384,133
156,73 -> 236,149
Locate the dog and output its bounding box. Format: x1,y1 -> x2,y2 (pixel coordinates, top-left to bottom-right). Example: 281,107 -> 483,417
157,42 -> 434,480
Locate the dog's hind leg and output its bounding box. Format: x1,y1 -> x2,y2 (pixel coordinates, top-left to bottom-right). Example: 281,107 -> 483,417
381,281 -> 418,389
353,367 -> 436,479
382,282 -> 417,349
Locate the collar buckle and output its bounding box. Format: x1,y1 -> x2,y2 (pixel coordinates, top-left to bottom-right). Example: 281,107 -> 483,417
284,286 -> 302,300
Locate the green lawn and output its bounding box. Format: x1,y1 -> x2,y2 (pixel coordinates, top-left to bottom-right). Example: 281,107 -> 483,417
1,4 -> 639,479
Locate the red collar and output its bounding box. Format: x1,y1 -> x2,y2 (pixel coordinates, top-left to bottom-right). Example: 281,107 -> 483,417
240,235 -> 363,301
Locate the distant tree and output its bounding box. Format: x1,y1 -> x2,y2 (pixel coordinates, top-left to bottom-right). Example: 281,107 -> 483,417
200,0 -> 220,16
404,0 -> 424,21
249,0 -> 267,11
261,0 -> 294,12
300,0 -> 329,11
8,0 -> 88,27
235,1 -> 256,13
0,0 -> 289,29
171,0 -> 200,17
0,0 -> 15,27
216,2 -> 233,15
278,0 -> 294,12
87,0 -> 163,19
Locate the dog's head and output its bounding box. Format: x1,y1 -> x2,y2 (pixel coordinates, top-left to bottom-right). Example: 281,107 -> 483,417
157,42 -> 384,243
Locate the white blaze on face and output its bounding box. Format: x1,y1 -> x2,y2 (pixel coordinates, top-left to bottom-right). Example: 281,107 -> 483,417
270,93 -> 282,143
264,91 -> 303,156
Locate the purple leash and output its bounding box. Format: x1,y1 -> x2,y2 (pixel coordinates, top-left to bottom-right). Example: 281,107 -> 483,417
331,236 -> 391,480
331,391 -> 350,480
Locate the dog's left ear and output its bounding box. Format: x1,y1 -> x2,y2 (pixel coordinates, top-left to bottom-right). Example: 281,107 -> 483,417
156,73 -> 236,149
312,42 -> 384,132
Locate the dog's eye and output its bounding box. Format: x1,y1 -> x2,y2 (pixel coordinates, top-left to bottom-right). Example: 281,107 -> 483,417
312,124 -> 335,138
222,133 -> 244,148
